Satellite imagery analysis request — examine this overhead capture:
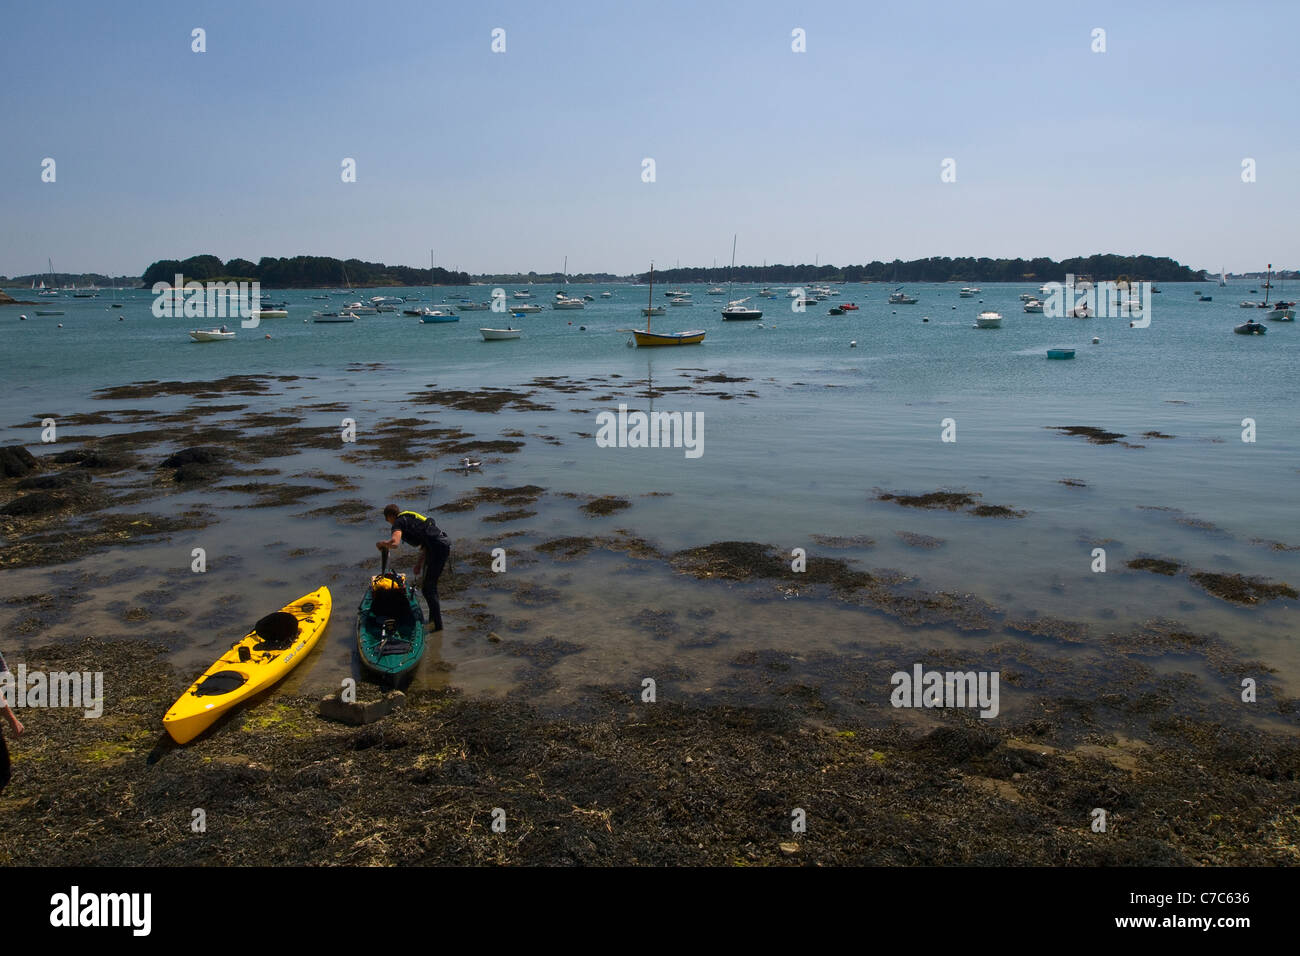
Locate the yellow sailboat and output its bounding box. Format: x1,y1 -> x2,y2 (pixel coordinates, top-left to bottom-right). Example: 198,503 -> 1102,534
631,262 -> 705,346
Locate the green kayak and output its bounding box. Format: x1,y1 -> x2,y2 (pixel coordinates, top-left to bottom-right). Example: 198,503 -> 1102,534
356,570 -> 426,683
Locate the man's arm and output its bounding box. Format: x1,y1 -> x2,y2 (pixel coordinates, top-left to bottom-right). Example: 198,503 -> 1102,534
376,529 -> 402,551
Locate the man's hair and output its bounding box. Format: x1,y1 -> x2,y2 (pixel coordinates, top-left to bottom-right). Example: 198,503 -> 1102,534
383,504 -> 400,520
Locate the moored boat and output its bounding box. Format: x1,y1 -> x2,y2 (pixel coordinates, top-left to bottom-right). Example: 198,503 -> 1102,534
1046,348 -> 1076,359
974,311 -> 1003,328
480,327 -> 521,340
1234,319 -> 1267,335
189,327 -> 236,341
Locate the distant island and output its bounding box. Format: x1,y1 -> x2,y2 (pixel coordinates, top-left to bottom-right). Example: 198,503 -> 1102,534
633,254 -> 1204,285
8,253 -> 1276,290
140,255 -> 471,289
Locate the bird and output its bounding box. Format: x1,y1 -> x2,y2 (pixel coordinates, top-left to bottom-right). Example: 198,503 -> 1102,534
461,457 -> 482,470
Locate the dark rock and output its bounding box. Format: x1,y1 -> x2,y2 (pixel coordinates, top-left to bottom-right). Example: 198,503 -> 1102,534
17,471 -> 91,491
0,485 -> 100,517
161,446 -> 225,468
0,446 -> 39,478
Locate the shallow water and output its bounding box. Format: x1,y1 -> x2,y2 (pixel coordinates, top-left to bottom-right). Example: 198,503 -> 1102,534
2,281 -> 1296,716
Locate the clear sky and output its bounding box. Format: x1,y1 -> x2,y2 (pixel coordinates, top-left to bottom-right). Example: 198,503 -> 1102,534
2,0 -> 1296,277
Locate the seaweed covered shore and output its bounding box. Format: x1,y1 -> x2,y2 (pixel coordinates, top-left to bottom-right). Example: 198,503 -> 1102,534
1,638 -> 1297,866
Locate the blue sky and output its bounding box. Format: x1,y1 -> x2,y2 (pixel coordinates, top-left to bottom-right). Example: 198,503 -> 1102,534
2,0 -> 1296,276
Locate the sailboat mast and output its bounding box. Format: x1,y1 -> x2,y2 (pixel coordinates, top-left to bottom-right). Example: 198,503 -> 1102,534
728,234 -> 737,300
1264,263 -> 1272,305
647,262 -> 654,332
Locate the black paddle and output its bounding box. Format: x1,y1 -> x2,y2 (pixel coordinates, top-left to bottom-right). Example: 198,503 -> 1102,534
381,546 -> 388,575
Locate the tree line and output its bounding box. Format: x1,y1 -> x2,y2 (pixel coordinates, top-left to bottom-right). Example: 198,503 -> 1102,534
141,255 -> 470,288
635,254 -> 1201,284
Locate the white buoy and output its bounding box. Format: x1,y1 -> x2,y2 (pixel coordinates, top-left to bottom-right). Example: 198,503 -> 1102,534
1092,336 -> 1100,344
19,314 -> 27,320
849,340 -> 857,348
57,323 -> 63,328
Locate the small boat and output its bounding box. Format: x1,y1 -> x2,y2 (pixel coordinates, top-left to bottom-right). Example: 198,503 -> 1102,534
553,294 -> 586,310
164,588 -> 331,743
1234,320 -> 1267,335
1023,299 -> 1044,313
795,298 -> 818,308
1257,264 -> 1292,319
342,302 -> 377,314
600,291 -> 613,298
959,287 -> 979,297
312,315 -> 355,323
641,305 -> 666,316
189,328 -> 236,341
312,294 -> 329,300
839,302 -> 859,311
720,235 -> 763,319
633,329 -> 706,345
356,570 -> 424,684
420,310 -> 459,323
1198,295 -> 1213,302
1046,348 -> 1076,359
1019,292 -> 1036,301
34,309 -> 64,316
111,303 -> 123,308
1239,301 -> 1259,308
722,302 -> 763,320
828,307 -> 845,315
457,301 -> 491,311
512,291 -> 533,299
513,303 -> 543,313
481,327 -> 521,340
974,311 -> 1003,328
669,296 -> 693,306
631,262 -> 706,347
707,287 -> 726,295
1069,305 -> 1091,318
664,289 -> 688,298
888,290 -> 918,305
582,294 -> 595,302
250,308 -> 288,319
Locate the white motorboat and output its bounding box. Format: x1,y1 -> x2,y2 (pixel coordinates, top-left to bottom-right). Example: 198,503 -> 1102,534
1240,301 -> 1259,308
512,291 -> 533,299
974,311 -> 1003,328
190,327 -> 236,342
343,302 -> 377,314
669,296 -> 693,306
250,308 -> 288,319
707,287 -> 726,295
600,291 -> 613,298
513,303 -> 543,313
1265,303 -> 1295,321
553,293 -> 585,310
959,287 -> 980,297
641,305 -> 666,316
481,327 -> 521,340
888,290 -> 918,305
457,301 -> 490,311
1019,292 -> 1036,301
1023,299 -> 1044,313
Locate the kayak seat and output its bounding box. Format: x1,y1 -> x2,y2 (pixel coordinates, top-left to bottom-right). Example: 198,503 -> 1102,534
195,670 -> 248,697
253,611 -> 300,650
371,584 -> 413,621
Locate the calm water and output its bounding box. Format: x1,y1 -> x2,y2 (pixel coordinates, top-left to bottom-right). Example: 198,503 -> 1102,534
2,281 -> 1297,710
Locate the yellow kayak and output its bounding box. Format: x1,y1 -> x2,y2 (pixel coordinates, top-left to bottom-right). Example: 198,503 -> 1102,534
163,587 -> 331,744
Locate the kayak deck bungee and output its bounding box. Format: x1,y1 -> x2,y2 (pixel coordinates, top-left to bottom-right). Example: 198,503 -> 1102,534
163,587 -> 332,744
356,571 -> 425,682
